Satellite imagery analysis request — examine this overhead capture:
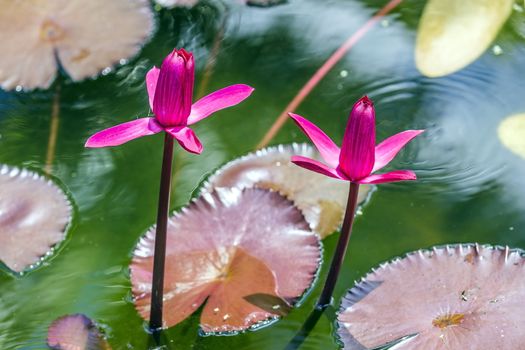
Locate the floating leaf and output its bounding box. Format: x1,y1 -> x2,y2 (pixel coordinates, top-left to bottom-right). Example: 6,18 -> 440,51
243,293 -> 293,317
203,144 -> 371,239
415,0 -> 513,77
337,244 -> 525,349
130,188 -> 320,333
47,314 -> 111,350
498,113 -> 525,159
0,0 -> 154,90
0,166 -> 72,273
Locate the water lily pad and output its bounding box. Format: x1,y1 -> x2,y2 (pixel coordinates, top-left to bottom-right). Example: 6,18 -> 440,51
498,113 -> 525,159
415,0 -> 513,77
47,314 -> 110,350
203,144 -> 371,239
130,188 -> 320,333
0,165 -> 72,273
0,0 -> 154,90
337,244 -> 525,349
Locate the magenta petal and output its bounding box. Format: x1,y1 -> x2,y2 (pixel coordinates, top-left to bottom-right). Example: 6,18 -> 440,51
339,96 -> 376,181
373,130 -> 425,172
85,118 -> 162,148
166,126 -> 203,154
153,48 -> 195,126
187,84 -> 254,125
291,155 -> 345,180
358,170 -> 416,184
288,113 -> 340,167
146,66 -> 160,111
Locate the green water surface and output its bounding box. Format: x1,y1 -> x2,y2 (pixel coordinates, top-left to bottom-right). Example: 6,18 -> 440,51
1,0 -> 525,349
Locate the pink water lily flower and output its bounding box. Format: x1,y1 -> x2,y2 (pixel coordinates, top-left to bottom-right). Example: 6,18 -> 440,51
289,96 -> 424,184
85,48 -> 254,154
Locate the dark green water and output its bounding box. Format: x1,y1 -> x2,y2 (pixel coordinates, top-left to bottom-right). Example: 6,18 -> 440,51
1,0 -> 525,349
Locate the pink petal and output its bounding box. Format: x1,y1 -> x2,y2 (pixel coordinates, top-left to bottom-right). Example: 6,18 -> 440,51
146,66 -> 160,111
288,113 -> 340,167
339,96 -> 376,181
358,170 -> 416,184
187,84 -> 254,125
373,130 -> 425,172
153,49 -> 195,126
291,155 -> 345,180
85,118 -> 162,148
166,126 -> 203,154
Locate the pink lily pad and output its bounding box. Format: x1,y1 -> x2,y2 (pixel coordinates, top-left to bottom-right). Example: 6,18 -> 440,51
203,144 -> 372,239
0,165 -> 72,273
130,188 -> 320,333
337,244 -> 525,349
47,314 -> 111,350
0,0 -> 154,90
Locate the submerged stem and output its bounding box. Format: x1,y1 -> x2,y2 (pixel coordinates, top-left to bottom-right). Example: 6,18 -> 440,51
45,84 -> 61,174
149,133 -> 175,331
255,0 -> 403,149
317,182 -> 360,308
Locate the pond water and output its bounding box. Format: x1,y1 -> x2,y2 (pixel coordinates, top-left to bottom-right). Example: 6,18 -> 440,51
1,0 -> 525,349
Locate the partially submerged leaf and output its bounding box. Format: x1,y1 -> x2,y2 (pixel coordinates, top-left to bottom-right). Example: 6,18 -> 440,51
47,314 -> 111,350
498,113 -> 525,159
130,188 -> 320,333
203,144 -> 371,238
0,166 -> 72,273
243,293 -> 293,317
415,0 -> 513,77
337,244 -> 525,349
0,0 -> 154,90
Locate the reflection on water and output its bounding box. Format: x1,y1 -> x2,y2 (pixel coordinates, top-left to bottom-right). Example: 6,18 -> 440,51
0,0 -> 525,349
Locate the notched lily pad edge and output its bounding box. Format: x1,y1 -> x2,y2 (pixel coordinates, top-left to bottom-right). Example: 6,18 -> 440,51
130,187 -> 323,336
333,243 -> 523,349
0,164 -> 77,277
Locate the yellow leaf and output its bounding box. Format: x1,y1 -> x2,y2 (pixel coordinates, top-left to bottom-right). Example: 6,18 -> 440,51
498,114 -> 525,159
415,0 -> 513,77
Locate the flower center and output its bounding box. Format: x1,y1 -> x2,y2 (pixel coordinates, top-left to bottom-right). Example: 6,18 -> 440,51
40,19 -> 65,43
432,313 -> 465,329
